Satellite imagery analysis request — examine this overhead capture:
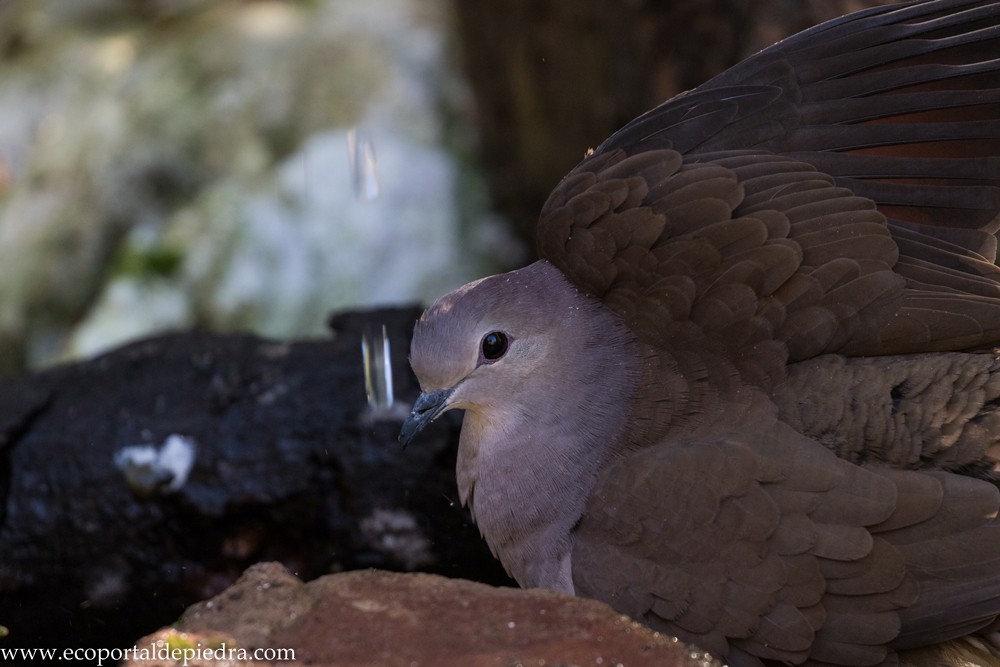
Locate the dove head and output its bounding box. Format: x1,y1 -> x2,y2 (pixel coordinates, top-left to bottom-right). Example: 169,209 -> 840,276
400,259 -> 642,589
402,260 -> 637,444
410,261 -> 582,400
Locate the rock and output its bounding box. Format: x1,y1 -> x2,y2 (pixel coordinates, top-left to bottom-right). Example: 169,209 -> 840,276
125,562 -> 723,667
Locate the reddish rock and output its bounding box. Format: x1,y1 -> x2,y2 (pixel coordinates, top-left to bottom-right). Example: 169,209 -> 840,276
127,562 -> 722,667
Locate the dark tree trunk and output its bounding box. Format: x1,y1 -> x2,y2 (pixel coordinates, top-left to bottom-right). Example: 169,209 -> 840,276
451,0 -> 892,250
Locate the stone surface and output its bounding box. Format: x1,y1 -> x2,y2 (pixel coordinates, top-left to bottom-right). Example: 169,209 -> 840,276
125,562 -> 723,667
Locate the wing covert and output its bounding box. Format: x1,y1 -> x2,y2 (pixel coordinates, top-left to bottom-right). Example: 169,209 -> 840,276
538,0 -> 1000,368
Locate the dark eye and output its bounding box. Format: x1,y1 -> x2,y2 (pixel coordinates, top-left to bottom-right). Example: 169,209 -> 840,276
480,331 -> 509,362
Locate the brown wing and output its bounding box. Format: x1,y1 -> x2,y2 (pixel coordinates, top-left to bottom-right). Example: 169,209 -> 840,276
572,419 -> 1000,666
538,0 -> 1000,372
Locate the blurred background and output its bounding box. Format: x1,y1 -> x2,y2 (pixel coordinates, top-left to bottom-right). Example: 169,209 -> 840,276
0,0 -> 889,376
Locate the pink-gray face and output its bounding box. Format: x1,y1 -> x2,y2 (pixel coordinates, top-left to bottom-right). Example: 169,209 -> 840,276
399,261 -> 593,447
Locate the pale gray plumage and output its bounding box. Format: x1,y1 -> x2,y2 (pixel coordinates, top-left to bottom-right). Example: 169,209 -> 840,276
409,262 -> 639,590
400,1 -> 1000,665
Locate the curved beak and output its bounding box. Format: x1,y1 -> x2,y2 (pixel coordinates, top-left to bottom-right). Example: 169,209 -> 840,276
398,387 -> 455,448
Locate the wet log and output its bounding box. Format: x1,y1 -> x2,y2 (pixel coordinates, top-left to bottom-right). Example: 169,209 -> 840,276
0,307 -> 511,649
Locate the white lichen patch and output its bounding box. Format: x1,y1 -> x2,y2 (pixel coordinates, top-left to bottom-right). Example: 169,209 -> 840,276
114,433 -> 196,496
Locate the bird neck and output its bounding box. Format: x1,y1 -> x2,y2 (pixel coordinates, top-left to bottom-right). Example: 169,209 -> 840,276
456,301 -> 644,592
453,298 -> 773,592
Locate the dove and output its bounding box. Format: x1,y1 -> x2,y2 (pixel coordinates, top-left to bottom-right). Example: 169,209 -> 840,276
399,0 -> 1000,664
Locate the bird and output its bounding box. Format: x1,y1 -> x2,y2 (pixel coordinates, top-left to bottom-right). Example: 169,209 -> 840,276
399,1 -> 1000,665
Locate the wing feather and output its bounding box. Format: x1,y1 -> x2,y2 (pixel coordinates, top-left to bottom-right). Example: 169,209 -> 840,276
539,0 -> 1000,375
574,420 -> 1000,665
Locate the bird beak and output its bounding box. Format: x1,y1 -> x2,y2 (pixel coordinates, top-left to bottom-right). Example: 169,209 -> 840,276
399,387 -> 455,448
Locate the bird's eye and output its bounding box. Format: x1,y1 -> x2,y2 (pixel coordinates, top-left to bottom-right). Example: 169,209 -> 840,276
480,331 -> 509,362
